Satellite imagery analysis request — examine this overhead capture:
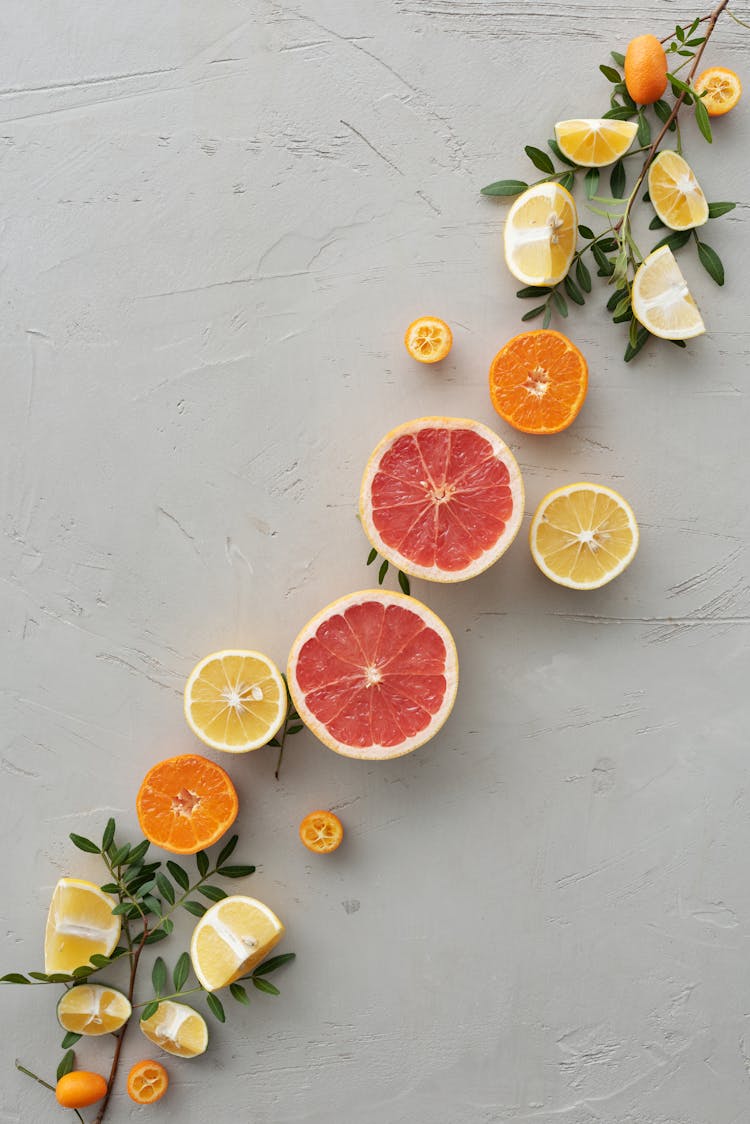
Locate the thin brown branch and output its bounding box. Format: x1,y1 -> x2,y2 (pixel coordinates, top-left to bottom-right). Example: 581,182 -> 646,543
93,928 -> 149,1124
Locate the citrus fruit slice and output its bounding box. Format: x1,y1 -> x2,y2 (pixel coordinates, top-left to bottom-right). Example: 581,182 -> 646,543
190,895 -> 285,992
184,649 -> 286,753
57,984 -> 132,1036
631,246 -> 705,340
299,810 -> 344,854
127,1060 -> 169,1104
136,754 -> 238,855
503,182 -> 577,286
489,329 -> 588,435
554,119 -> 637,167
56,1071 -> 108,1109
647,151 -> 708,231
404,317 -> 452,363
139,1001 -> 208,1058
694,66 -> 742,116
624,34 -> 668,105
44,879 -> 120,974
287,589 -> 459,760
530,483 -> 639,590
359,417 -> 524,581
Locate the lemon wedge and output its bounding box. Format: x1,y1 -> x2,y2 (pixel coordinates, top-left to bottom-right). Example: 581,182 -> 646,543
631,246 -> 705,340
647,150 -> 708,231
190,895 -> 284,992
503,183 -> 577,286
44,878 -> 120,974
57,984 -> 132,1036
554,119 -> 638,167
140,1000 -> 208,1058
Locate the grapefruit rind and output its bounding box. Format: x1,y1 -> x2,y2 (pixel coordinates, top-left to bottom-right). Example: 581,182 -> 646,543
359,416 -> 525,583
287,589 -> 459,761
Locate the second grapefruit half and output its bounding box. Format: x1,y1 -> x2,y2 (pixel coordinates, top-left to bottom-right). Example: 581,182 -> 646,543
359,416 -> 524,582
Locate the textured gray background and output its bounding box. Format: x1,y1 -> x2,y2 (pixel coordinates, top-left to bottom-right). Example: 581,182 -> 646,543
2,2 -> 749,1122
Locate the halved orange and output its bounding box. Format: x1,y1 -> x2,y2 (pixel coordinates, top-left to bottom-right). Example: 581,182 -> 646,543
299,811 -> 344,854
136,754 -> 238,855
489,329 -> 588,435
694,67 -> 742,116
404,317 -> 452,363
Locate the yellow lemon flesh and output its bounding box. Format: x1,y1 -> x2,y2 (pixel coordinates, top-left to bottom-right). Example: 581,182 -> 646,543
57,984 -> 132,1036
554,119 -> 638,167
530,483 -> 639,590
140,1001 -> 208,1058
184,649 -> 287,753
631,246 -> 705,340
190,895 -> 284,992
44,879 -> 120,974
503,183 -> 577,286
648,151 -> 708,231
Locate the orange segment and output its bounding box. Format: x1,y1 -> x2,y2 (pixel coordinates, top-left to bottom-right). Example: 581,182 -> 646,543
136,754 -> 238,855
647,151 -> 708,231
57,984 -> 132,1036
694,67 -> 742,116
504,183 -> 577,286
139,1001 -> 208,1057
404,317 -> 452,363
127,1060 -> 169,1104
489,329 -> 588,435
190,896 -> 285,992
299,811 -> 344,854
554,119 -> 637,167
184,650 -> 286,753
44,879 -> 121,974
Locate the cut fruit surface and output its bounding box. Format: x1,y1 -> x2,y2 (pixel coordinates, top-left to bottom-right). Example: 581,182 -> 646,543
631,246 -> 705,340
554,119 -> 637,167
287,589 -> 458,760
360,417 -> 524,581
648,151 -> 708,230
140,1000 -> 208,1058
184,649 -> 286,753
530,483 -> 639,590
503,182 -> 577,286
136,754 -> 238,855
694,67 -> 742,116
190,895 -> 284,992
57,984 -> 131,1036
127,1060 -> 169,1104
489,329 -> 588,434
299,810 -> 344,854
404,317 -> 452,363
44,879 -> 120,974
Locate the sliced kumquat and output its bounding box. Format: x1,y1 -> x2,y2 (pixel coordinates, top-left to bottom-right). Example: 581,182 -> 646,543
694,66 -> 742,116
299,810 -> 344,854
127,1060 -> 169,1104
404,317 -> 453,364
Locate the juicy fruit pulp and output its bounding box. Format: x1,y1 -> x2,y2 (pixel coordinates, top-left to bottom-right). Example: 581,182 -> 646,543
57,984 -> 132,1036
190,895 -> 284,992
504,182 -> 577,286
489,329 -> 588,435
136,754 -> 238,855
184,649 -> 287,752
530,483 -> 639,590
647,151 -> 708,231
44,879 -> 120,974
287,589 -> 459,760
56,1071 -> 108,1108
695,67 -> 742,116
554,119 -> 637,167
140,1001 -> 208,1057
299,811 -> 344,854
360,417 -> 524,581
127,1060 -> 169,1104
624,34 -> 668,105
404,317 -> 453,363
631,246 -> 705,340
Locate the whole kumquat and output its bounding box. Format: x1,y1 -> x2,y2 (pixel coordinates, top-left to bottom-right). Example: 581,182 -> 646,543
55,1071 -> 108,1109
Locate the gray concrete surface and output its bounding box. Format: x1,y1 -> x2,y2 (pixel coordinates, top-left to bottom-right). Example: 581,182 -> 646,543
2,2 -> 749,1121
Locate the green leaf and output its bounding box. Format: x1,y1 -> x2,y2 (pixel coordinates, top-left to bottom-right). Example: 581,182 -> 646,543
112,902 -> 133,916
366,547 -> 377,565
144,928 -> 168,945
516,285 -> 551,298
72,965 -> 95,978
101,819 -> 116,851
230,982 -> 250,1005
398,570 -> 411,596
217,835 -> 239,867
599,64 -> 622,83
1,973 -> 30,984
609,159 -> 626,199
524,145 -> 555,174
173,952 -> 190,993
89,954 -> 111,968
142,895 -> 162,916
685,37 -> 706,47
206,993 -> 226,1022
694,96 -> 712,142
559,171 -> 575,192
152,957 -> 167,996
521,305 -> 546,322
637,111 -> 651,147
597,238 -> 619,253
141,1001 -> 160,1022
613,295 -> 632,318
707,201 -> 736,218
28,971 -> 50,981
548,138 -> 577,168
57,1050 -> 75,1080
252,977 -> 280,997
606,286 -> 628,312
286,723 -> 304,735
675,23 -> 685,41
99,883 -> 119,894
182,900 -> 207,918
161,918 -> 174,936
578,224 -> 595,240
195,851 -> 209,879
602,106 -> 636,120
166,861 -> 190,892
653,99 -> 672,125
564,275 -> 585,306
69,833 -> 100,854
253,952 -> 296,976
155,873 -> 175,906
377,559 -> 388,585
552,290 -> 568,318
652,229 -> 691,252
575,258 -> 592,293
696,240 -> 724,285
671,338 -> 688,348
48,972 -> 76,982
677,49 -> 694,57
217,865 -> 256,879
611,50 -> 626,66
668,75 -> 693,104
200,885 -> 228,902
624,326 -> 651,362
480,179 -> 528,196
584,168 -> 599,200
127,840 -> 150,866
648,214 -> 666,229
61,1032 -> 82,1049
542,306 -> 552,329
591,243 -> 613,273
111,844 -> 130,867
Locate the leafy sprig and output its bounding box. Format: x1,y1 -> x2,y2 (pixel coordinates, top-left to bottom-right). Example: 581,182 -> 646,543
269,674 -> 305,779
365,547 -> 411,595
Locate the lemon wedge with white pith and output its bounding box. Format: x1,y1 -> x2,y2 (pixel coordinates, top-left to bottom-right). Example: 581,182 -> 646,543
190,895 -> 284,992
554,119 -> 638,167
631,246 -> 705,340
184,649 -> 287,753
57,984 -> 131,1036
44,878 -> 120,974
503,182 -> 577,286
647,150 -> 708,231
140,1000 -> 208,1058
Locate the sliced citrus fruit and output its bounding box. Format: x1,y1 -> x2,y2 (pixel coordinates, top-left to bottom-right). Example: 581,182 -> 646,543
554,119 -> 637,167
190,895 -> 285,992
647,151 -> 708,231
136,754 -> 238,855
139,1000 -> 208,1058
694,66 -> 742,116
287,589 -> 458,760
489,329 -> 588,435
503,182 -> 577,286
404,317 -> 452,363
127,1060 -> 169,1104
360,416 -> 524,581
530,483 -> 639,590
57,984 -> 132,1036
184,649 -> 286,753
44,879 -> 120,974
56,1071 -> 108,1109
299,810 -> 344,854
631,245 -> 705,340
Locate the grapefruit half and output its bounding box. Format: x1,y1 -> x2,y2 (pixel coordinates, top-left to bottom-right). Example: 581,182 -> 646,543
287,589 -> 458,760
359,417 -> 524,582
